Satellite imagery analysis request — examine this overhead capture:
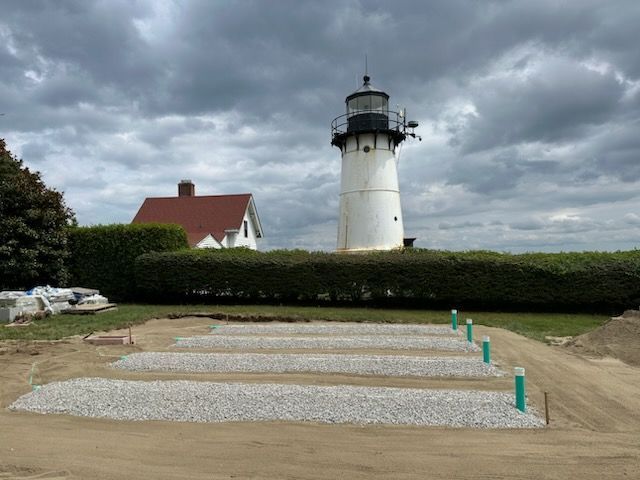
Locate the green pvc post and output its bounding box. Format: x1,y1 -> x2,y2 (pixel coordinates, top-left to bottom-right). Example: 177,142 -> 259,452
451,309 -> 458,331
515,367 -> 526,412
466,319 -> 473,343
28,363 -> 37,388
482,336 -> 491,364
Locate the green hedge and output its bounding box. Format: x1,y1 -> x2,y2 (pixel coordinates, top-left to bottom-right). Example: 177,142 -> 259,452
68,224 -> 188,300
133,248 -> 640,311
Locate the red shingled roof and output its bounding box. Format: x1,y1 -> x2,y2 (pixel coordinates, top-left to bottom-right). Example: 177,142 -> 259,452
132,194 -> 252,247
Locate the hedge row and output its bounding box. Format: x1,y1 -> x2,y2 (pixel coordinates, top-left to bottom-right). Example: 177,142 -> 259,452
134,248 -> 640,311
68,224 -> 189,300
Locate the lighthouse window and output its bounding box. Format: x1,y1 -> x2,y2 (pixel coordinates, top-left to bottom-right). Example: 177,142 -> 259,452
244,220 -> 248,238
370,95 -> 385,111
394,216 -> 398,221
347,98 -> 359,115
348,94 -> 388,115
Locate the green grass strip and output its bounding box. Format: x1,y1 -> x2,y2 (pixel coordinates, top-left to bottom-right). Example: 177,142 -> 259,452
0,304 -> 606,343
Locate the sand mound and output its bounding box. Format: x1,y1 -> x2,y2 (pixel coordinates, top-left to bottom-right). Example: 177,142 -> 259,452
566,311 -> 640,366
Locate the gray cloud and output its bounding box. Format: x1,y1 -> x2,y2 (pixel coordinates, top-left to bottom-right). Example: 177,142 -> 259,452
456,57 -> 626,153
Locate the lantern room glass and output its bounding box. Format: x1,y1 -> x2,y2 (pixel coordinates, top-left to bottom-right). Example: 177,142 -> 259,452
347,94 -> 388,117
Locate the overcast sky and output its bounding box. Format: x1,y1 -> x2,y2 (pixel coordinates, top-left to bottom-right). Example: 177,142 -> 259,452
2,0 -> 639,252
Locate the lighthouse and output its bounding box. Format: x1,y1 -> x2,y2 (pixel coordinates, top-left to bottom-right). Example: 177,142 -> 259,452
331,75 -> 418,252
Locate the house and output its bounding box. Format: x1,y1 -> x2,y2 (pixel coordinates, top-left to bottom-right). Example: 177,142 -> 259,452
132,180 -> 263,249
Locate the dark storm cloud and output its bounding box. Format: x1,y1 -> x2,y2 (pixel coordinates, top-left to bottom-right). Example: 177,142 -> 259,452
1,0 -> 639,251
455,59 -> 626,153
447,150 -> 527,194
4,0 -> 159,91
32,69 -> 99,108
0,44 -> 24,84
588,123 -> 640,181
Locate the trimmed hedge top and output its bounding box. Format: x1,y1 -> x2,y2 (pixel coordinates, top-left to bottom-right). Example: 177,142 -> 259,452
134,248 -> 640,312
68,223 -> 188,300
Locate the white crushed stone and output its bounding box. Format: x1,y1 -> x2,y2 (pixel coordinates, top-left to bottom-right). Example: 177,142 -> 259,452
175,335 -> 480,352
9,378 -> 543,428
209,323 -> 459,336
112,352 -> 503,377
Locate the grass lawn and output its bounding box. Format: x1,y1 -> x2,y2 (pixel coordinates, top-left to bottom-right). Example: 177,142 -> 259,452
0,304 -> 607,342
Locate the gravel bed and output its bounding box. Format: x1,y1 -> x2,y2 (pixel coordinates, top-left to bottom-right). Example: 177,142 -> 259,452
175,335 -> 480,352
9,378 -> 543,428
210,323 -> 459,336
112,352 -> 502,377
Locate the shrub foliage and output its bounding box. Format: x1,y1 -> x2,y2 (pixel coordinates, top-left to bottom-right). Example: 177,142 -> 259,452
134,248 -> 640,311
0,139 -> 75,289
68,223 -> 188,300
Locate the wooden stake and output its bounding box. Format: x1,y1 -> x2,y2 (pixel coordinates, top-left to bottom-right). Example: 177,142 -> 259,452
128,326 -> 133,345
544,391 -> 550,425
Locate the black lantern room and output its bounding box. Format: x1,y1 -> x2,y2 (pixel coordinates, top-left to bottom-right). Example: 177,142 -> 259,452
331,75 -> 409,149
346,75 -> 389,132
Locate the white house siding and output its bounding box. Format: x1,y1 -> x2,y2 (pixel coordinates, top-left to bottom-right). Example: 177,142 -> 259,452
196,234 -> 222,249
233,209 -> 258,249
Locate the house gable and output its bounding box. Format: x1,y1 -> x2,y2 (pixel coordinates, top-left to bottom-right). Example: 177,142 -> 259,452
195,233 -> 223,249
132,185 -> 262,249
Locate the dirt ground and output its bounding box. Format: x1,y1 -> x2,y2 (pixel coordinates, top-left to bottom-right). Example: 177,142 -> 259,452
1,317 -> 639,479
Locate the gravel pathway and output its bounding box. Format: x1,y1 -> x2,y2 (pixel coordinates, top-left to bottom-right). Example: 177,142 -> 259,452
112,352 -> 502,377
210,323 -> 458,336
9,378 -> 543,428
175,335 -> 480,352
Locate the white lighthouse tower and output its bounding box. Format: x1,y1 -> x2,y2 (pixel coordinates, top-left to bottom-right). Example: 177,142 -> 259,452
331,75 -> 418,252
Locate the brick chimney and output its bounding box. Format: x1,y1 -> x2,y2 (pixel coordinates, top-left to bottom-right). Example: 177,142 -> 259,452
178,179 -> 195,197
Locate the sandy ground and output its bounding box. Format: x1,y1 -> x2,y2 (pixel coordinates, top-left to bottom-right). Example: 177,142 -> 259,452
1,317 -> 639,479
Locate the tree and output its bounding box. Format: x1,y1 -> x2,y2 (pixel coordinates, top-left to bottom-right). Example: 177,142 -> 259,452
0,139 -> 76,289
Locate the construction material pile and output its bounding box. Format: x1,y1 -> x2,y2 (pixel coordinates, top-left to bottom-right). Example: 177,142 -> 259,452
0,286 -> 109,324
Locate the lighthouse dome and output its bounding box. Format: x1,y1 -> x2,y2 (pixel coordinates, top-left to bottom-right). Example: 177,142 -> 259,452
350,75 -> 387,95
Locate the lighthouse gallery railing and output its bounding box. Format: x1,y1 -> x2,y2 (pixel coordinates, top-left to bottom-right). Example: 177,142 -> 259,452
331,109 -> 407,140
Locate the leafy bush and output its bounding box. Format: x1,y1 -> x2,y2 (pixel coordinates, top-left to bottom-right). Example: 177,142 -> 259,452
134,248 -> 640,311
68,223 -> 188,300
0,139 -> 75,289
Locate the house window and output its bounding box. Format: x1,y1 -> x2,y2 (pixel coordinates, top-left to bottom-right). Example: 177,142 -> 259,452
244,220 -> 248,238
